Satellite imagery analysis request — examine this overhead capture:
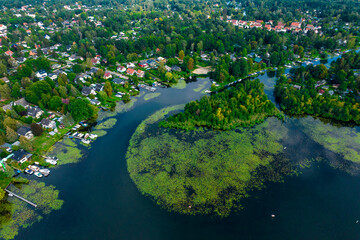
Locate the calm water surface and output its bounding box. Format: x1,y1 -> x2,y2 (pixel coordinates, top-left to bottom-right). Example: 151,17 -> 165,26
13,55 -> 360,239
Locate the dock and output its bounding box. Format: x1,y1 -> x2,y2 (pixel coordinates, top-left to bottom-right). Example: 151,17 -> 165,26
5,189 -> 37,207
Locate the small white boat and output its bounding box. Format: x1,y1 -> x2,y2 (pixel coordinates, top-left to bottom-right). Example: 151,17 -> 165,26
46,159 -> 57,165
82,139 -> 91,144
34,172 -> 43,178
39,169 -> 50,176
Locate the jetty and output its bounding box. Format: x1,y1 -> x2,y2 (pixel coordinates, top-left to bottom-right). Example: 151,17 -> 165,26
5,189 -> 37,207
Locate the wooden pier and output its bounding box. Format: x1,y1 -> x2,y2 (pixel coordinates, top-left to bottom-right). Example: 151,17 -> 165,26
5,189 -> 37,207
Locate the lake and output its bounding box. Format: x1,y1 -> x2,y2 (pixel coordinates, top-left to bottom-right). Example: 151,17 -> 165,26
9,53 -> 360,240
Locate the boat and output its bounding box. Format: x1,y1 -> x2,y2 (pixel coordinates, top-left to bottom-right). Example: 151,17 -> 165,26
39,169 -> 50,177
24,168 -> 34,175
28,165 -> 40,172
82,139 -> 91,144
46,159 -> 57,165
78,133 -> 84,138
34,172 -> 43,178
84,133 -> 90,139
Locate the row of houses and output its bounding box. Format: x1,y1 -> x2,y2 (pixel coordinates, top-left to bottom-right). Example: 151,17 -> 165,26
225,18 -> 321,34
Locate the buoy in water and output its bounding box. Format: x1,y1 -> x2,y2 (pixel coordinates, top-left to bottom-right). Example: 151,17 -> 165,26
356,220 -> 359,224
271,214 -> 275,218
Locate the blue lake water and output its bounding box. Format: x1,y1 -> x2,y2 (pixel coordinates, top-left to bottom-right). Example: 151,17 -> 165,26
10,51 -> 360,240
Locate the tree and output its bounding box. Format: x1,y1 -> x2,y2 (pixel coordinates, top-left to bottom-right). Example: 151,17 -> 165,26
123,94 -> 130,103
6,127 -> 17,143
187,58 -> 194,71
58,86 -> 67,98
21,77 -> 31,88
68,98 -> 94,121
31,123 -> 44,136
20,136 -> 33,152
96,69 -> 105,78
165,72 -> 173,82
0,84 -> 11,100
49,96 -> 63,111
104,81 -> 112,97
158,62 -> 167,76
25,81 -> 52,104
179,50 -> 185,61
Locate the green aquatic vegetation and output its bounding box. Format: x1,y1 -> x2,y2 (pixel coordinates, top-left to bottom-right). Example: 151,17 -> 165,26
193,80 -> 208,92
127,107 -> 288,216
97,98 -> 138,121
298,117 -> 360,163
173,79 -> 187,89
144,93 -> 161,101
49,140 -> 83,165
0,181 -> 63,240
92,130 -> 107,138
56,146 -> 83,165
95,118 -> 117,130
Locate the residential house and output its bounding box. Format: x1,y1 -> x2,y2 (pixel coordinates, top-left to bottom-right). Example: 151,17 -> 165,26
11,149 -> 32,164
36,70 -> 47,79
82,86 -> 96,96
165,65 -> 172,72
103,72 -> 112,79
126,68 -> 135,76
48,73 -> 58,80
290,22 -> 301,29
17,127 -> 33,139
92,83 -> 104,92
89,67 -> 98,75
0,77 -> 9,84
40,118 -> 56,129
117,66 -> 126,72
27,106 -> 44,119
136,70 -> 145,78
139,61 -> 148,68
171,66 -> 181,72
13,98 -> 29,109
90,99 -> 101,106
1,104 -> 12,112
113,78 -> 125,85
293,85 -> 301,90
91,57 -> 99,65
126,62 -> 135,68
5,50 -> 13,56
146,59 -> 157,68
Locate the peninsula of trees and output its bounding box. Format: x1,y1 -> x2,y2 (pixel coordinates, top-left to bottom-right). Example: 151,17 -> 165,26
160,79 -> 280,130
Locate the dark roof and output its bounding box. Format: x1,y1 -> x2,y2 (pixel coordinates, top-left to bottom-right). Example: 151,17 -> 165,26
11,149 -> 30,162
93,83 -> 103,92
27,106 -> 43,117
171,66 -> 181,71
82,86 -> 92,95
113,78 -> 124,84
40,118 -> 52,127
17,127 -> 31,136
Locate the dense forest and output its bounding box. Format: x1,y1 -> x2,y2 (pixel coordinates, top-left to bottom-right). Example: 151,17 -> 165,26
161,79 -> 279,130
275,51 -> 360,123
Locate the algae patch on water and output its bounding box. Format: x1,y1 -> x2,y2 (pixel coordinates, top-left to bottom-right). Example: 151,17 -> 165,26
173,79 -> 187,89
126,106 -> 290,217
0,181 -> 63,240
144,92 -> 161,101
298,117 -> 360,163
